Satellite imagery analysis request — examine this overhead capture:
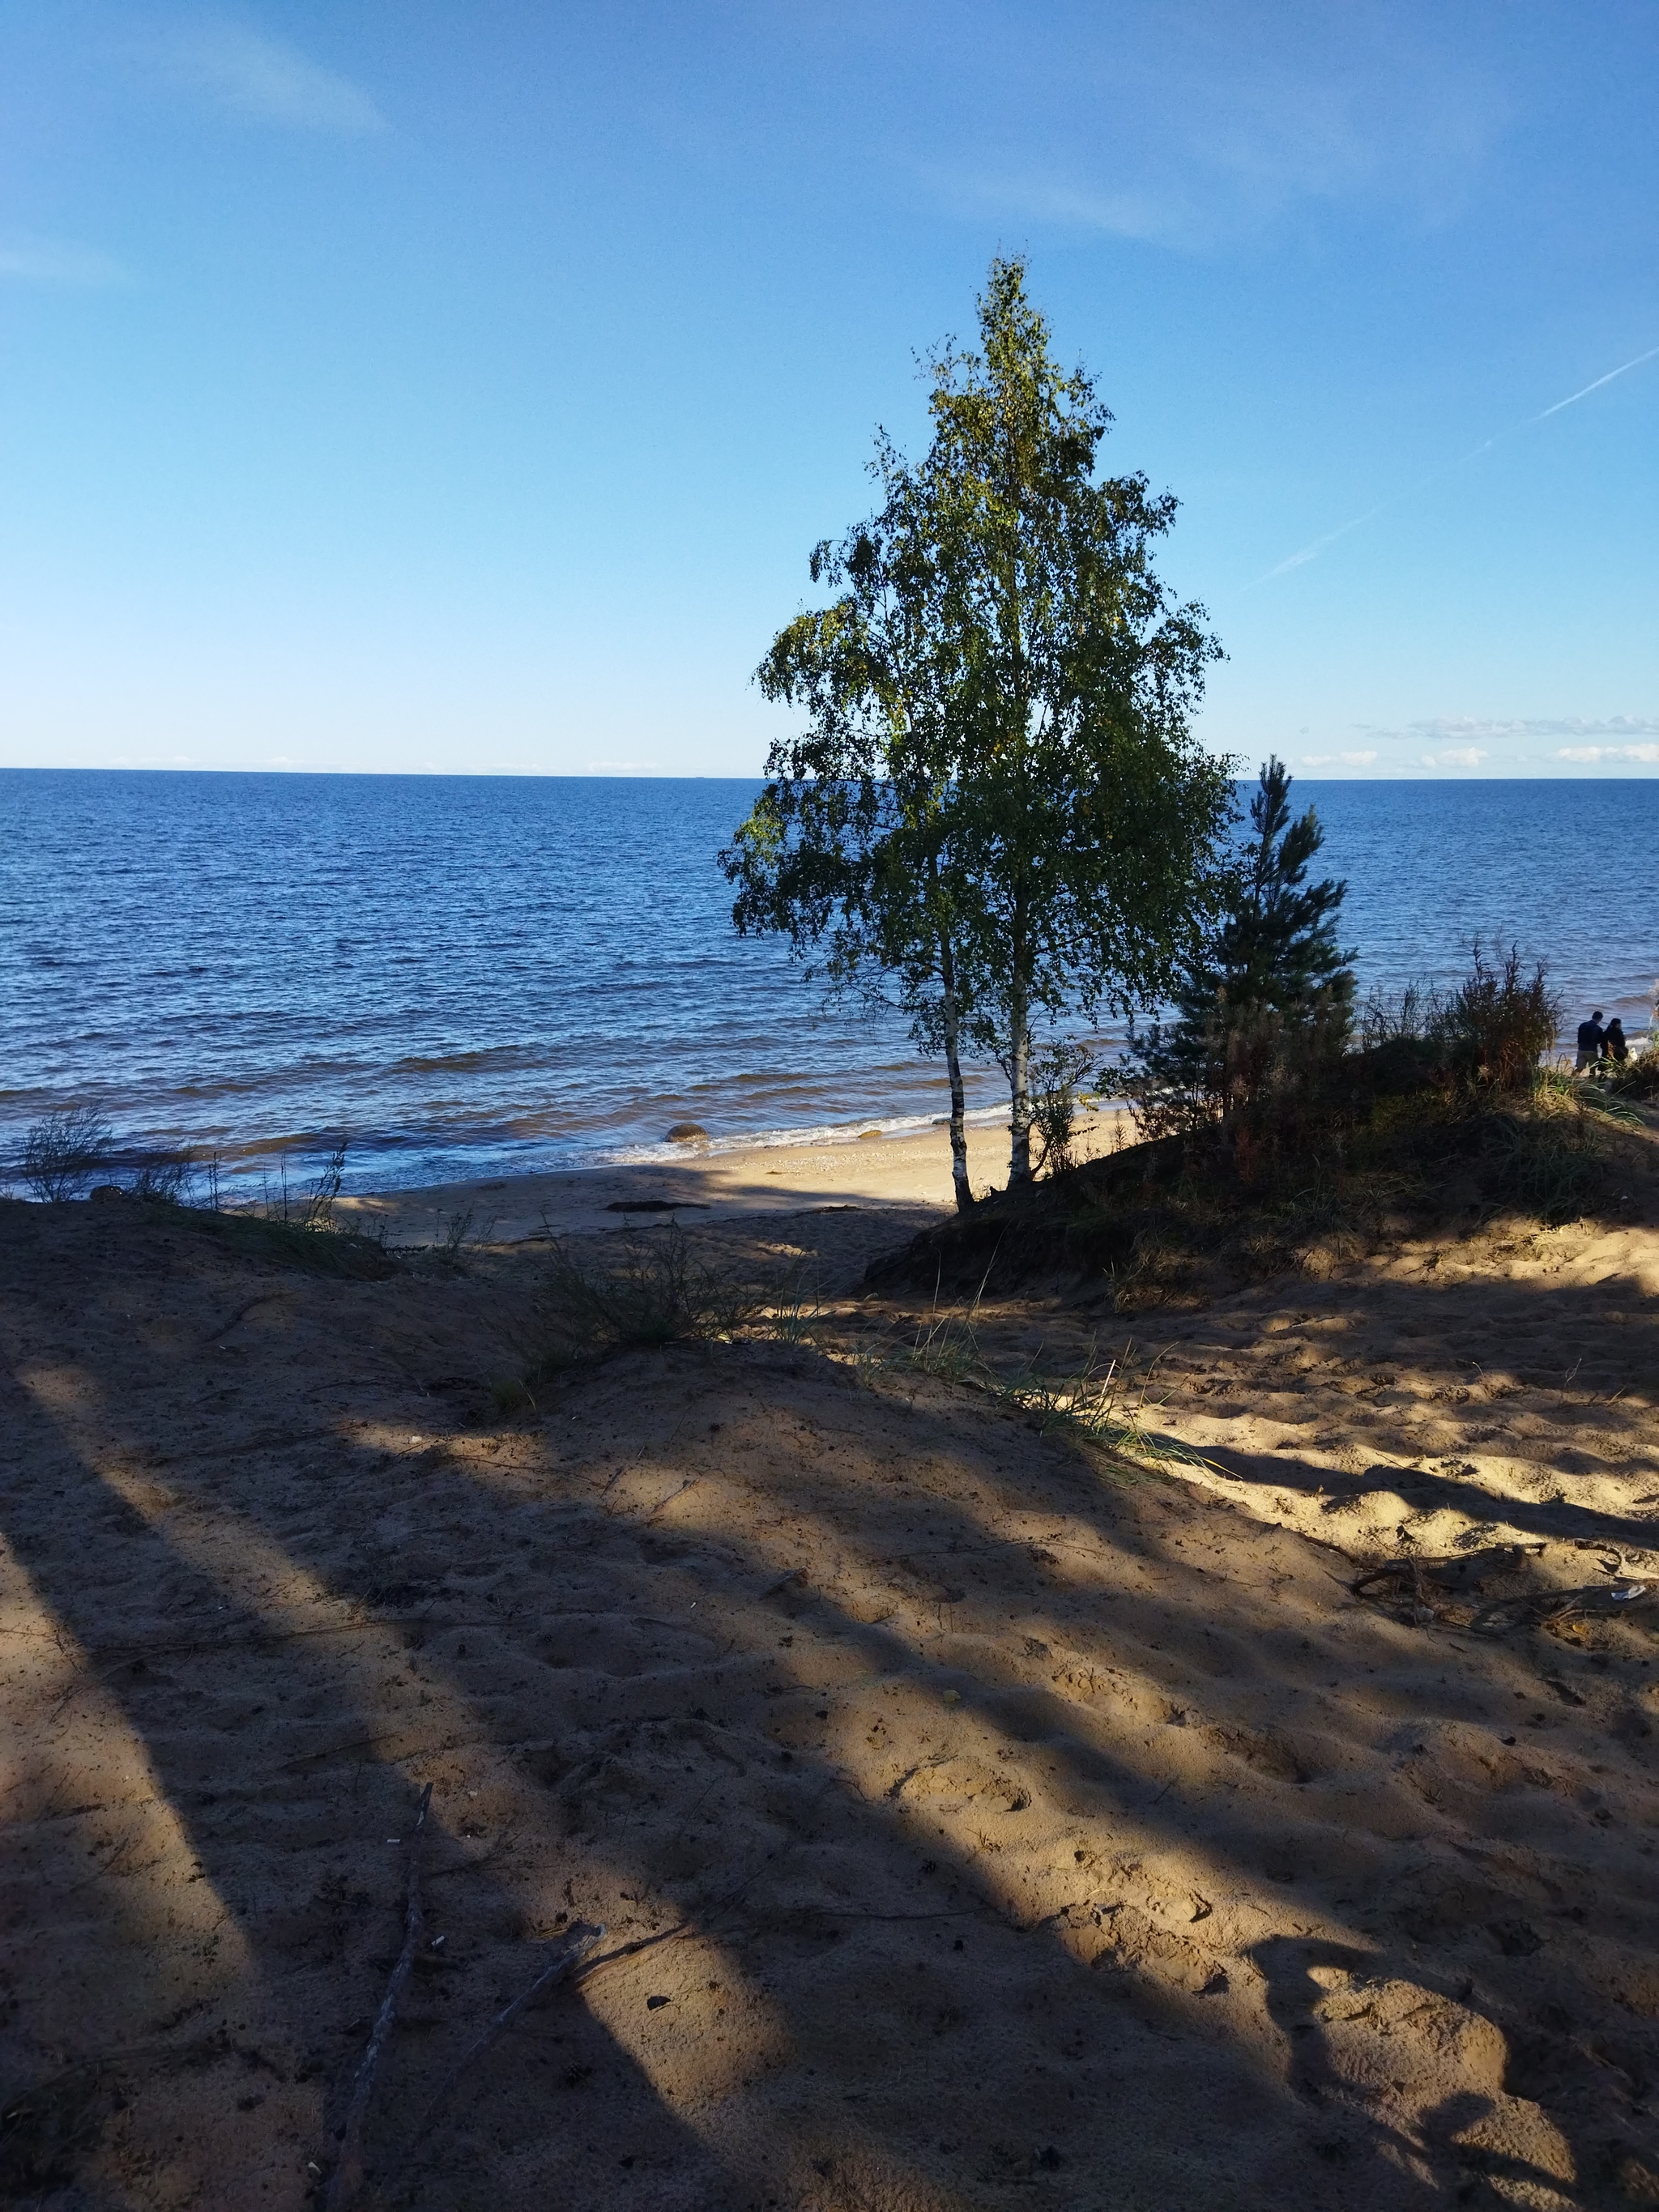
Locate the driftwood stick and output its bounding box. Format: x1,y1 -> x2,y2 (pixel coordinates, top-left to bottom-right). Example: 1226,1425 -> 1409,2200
642,1477 -> 698,1522
394,1892 -> 757,2189
419,1920 -> 604,2131
324,1781 -> 433,2211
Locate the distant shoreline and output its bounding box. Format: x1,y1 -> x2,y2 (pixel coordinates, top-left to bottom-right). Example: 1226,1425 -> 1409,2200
8,765 -> 1659,783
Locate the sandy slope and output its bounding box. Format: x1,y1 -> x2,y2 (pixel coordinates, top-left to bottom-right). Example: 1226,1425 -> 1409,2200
2,1184 -> 1657,2210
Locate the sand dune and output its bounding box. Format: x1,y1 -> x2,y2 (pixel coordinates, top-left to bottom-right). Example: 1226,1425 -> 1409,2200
2,1176 -> 1657,2208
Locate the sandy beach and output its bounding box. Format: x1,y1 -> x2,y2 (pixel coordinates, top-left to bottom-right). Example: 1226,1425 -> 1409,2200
5,1119 -> 1659,2207
334,1109 -> 1133,1251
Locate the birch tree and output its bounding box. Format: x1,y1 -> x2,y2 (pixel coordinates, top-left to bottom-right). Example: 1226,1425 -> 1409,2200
726,257 -> 1233,1196
919,258 -> 1234,1185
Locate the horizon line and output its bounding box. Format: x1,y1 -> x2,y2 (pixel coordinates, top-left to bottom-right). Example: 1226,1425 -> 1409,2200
5,764 -> 1659,784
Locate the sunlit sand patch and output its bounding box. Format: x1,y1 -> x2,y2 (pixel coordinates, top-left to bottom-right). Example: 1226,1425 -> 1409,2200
575,1941 -> 788,2114
535,1409 -> 1465,2068
0,1524 -> 318,2204
450,1392 -> 1302,1960
13,1362 -> 93,1417
0,1527 -> 245,1987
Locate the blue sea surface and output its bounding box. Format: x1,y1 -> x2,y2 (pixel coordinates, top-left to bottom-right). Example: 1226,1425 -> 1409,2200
2,771 -> 1654,1194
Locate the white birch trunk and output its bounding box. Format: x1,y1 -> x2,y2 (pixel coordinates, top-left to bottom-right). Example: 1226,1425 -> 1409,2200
939,935 -> 974,1213
1007,931 -> 1033,1186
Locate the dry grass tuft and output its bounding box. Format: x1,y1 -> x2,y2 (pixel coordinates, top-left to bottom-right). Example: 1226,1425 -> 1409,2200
491,1223 -> 779,1410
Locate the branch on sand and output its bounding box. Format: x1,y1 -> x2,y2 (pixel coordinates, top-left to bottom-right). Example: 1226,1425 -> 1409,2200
416,1920 -> 604,2136
322,1781 -> 432,2211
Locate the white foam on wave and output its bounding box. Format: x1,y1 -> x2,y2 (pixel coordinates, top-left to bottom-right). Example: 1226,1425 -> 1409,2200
592,1102 -> 1016,1170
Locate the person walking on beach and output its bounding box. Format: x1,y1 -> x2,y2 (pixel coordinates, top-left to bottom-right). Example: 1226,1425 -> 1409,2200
1604,1016 -> 1628,1063
1576,1010 -> 1606,1071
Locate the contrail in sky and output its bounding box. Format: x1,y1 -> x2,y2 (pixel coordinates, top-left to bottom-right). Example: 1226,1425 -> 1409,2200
1256,339 -> 1659,584
1531,340 -> 1659,420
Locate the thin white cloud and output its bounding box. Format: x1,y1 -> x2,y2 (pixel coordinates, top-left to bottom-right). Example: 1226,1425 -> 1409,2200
1457,715 -> 1657,742
585,760 -> 662,775
1420,747 -> 1487,769
1557,744 -> 1659,765
1261,490 -> 1415,579
926,22 -> 1501,259
1300,750 -> 1377,766
924,168 -> 1183,247
0,235 -> 131,286
1359,714 -> 1659,745
168,22 -> 386,134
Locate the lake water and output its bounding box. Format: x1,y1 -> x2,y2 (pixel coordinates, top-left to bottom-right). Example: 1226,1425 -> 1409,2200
2,771 -> 1654,1195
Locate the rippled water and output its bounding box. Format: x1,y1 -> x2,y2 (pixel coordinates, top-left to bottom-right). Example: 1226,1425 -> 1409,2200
2,771 -> 1654,1193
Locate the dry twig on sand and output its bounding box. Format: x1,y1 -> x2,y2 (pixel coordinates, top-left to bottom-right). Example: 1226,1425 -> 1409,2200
391,1919 -> 706,2193
323,1782 -> 433,2211
1473,1581 -> 1655,1635
418,1920 -> 604,2133
1352,1551 -> 1655,1638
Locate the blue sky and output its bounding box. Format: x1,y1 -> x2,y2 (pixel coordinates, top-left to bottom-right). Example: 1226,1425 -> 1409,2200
2,1 -> 1655,778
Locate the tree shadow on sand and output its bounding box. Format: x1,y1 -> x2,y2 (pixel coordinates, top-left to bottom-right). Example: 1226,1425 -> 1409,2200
7,1203 -> 1659,2207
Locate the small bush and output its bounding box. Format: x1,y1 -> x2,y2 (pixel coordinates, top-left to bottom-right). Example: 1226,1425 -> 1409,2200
1358,978 -> 1446,1050
194,1139 -> 393,1276
904,1302 -> 986,1384
1603,1038 -> 1659,1102
408,1205 -> 499,1276
489,1341 -> 586,1416
196,1211 -> 398,1278
22,1106 -> 113,1202
872,938 -> 1617,1303
765,1274 -> 822,1345
890,1308 -> 1183,1469
1440,942 -> 1559,1091
1124,984 -> 1355,1154
1029,1041 -> 1095,1177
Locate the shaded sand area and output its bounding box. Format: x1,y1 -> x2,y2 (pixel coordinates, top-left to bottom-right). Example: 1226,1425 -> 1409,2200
4,1170 -> 1659,2209
332,1111 -> 1131,1247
